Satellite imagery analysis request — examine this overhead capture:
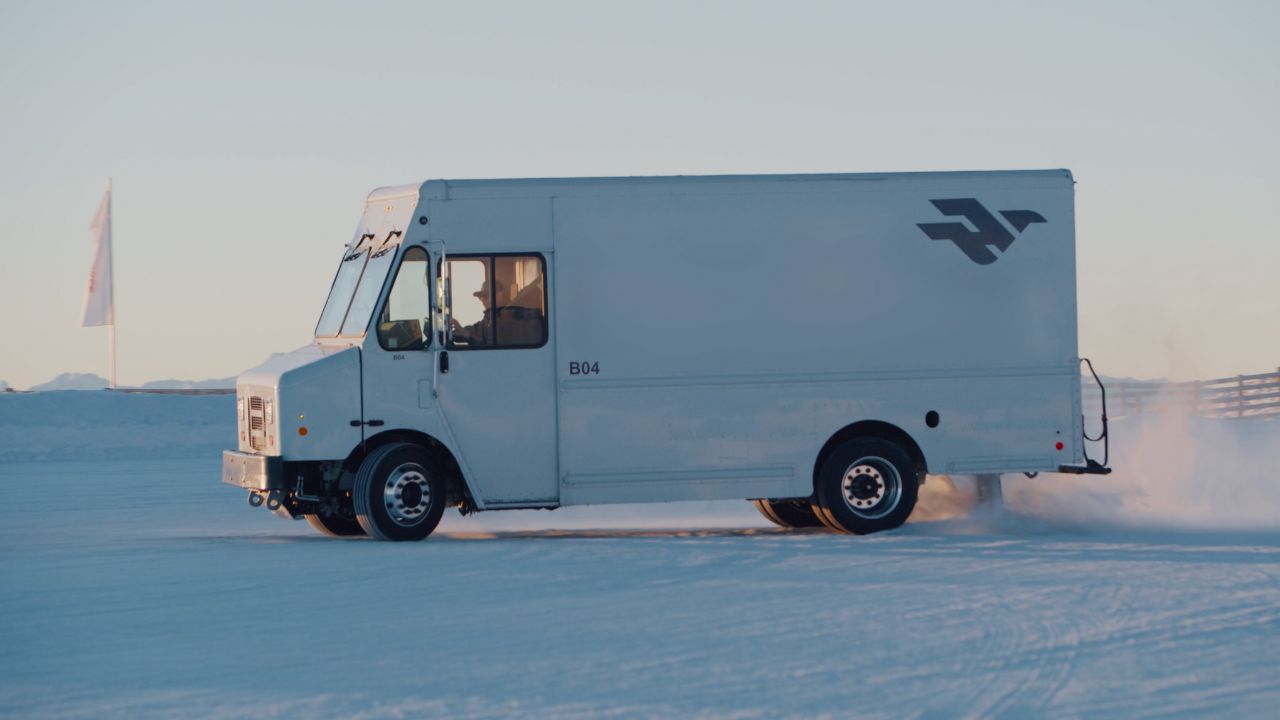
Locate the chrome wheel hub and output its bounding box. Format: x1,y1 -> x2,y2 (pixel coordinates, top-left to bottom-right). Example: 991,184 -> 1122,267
841,457 -> 902,519
384,463 -> 432,526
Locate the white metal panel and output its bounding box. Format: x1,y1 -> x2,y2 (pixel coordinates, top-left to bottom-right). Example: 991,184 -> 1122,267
238,343 -> 363,461
543,172 -> 1079,503
426,198 -> 560,506
427,197 -> 555,252
357,240 -> 438,444
550,179 -> 1076,376
352,184 -> 422,251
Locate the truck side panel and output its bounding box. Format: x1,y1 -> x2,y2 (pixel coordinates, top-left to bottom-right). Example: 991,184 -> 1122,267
549,175 -> 1079,504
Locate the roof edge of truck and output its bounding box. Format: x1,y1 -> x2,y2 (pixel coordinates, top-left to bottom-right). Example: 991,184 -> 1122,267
413,168 -> 1072,195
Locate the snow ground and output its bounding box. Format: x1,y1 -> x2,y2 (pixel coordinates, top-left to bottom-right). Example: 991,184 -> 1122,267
0,393 -> 1277,718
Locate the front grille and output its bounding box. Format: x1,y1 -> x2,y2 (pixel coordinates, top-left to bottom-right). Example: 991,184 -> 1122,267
247,394 -> 268,451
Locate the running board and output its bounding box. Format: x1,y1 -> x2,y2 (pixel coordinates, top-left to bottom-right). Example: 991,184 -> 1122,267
1057,460 -> 1112,475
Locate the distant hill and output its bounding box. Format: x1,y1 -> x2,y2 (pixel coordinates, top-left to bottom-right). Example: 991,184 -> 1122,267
26,351 -> 290,392
140,351 -> 289,389
29,372 -> 108,391
28,373 -> 234,391
28,373 -> 235,391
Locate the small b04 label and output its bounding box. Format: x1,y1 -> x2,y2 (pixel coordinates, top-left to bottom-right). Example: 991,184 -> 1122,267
568,361 -> 600,376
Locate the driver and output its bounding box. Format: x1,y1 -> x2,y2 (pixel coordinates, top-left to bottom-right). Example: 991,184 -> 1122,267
451,280 -> 493,346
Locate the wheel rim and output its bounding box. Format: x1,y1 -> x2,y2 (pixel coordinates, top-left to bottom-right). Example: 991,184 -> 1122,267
840,456 -> 902,519
383,463 -> 432,527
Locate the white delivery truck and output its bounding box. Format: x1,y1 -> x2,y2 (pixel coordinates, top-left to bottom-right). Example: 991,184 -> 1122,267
223,170 -> 1110,540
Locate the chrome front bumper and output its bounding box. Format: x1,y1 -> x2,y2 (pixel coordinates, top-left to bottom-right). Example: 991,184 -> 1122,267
222,450 -> 284,491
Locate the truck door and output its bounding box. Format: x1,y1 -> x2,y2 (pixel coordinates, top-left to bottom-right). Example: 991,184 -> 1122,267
435,253 -> 559,506
359,244 -> 436,438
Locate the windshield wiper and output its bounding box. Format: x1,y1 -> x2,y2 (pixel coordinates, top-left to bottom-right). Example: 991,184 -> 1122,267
370,230 -> 403,259
344,233 -> 377,261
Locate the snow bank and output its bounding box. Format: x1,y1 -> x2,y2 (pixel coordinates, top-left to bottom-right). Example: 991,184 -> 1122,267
0,391 -> 233,462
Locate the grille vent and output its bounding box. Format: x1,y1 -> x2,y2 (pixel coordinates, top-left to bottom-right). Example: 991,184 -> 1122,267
247,395 -> 268,451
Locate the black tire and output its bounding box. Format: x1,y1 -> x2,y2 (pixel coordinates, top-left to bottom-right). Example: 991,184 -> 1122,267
353,442 -> 447,541
304,508 -> 366,537
813,437 -> 920,535
752,499 -> 786,526
752,499 -> 825,528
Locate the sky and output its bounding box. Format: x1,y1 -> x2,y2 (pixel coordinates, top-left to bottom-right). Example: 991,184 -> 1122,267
0,0 -> 1277,389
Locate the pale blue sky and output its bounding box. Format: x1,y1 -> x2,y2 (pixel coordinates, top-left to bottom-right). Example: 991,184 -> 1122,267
1,0 -> 1277,388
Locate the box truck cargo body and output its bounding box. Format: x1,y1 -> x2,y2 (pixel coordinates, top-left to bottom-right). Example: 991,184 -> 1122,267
222,170 -> 1109,540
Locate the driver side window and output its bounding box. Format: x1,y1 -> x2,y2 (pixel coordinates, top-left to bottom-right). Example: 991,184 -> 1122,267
376,246 -> 430,351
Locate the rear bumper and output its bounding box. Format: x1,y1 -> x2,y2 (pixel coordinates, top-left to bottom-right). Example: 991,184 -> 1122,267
222,450 -> 285,491
1057,460 -> 1112,475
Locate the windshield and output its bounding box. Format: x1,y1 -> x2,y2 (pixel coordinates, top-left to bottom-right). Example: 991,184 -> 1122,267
315,243 -> 370,337
339,244 -> 397,336
315,235 -> 401,338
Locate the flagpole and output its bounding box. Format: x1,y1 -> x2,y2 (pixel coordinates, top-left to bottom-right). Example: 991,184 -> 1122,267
108,325 -> 116,389
107,177 -> 117,389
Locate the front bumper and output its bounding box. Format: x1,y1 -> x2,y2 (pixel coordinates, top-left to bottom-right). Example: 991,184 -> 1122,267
222,450 -> 285,491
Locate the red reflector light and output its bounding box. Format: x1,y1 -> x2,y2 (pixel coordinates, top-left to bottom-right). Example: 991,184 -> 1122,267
1055,441 -> 1064,451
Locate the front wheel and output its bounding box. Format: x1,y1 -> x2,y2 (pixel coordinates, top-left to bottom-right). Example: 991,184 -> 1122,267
353,443 -> 447,541
305,509 -> 365,537
812,437 -> 919,535
752,499 -> 825,528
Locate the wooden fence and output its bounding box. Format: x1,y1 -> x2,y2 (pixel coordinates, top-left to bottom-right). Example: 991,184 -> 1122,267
1084,368 -> 1280,420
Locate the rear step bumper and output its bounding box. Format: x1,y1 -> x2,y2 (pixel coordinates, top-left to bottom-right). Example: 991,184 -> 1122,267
1057,460 -> 1112,475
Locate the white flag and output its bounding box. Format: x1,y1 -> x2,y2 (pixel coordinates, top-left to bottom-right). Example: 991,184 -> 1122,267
81,183 -> 114,327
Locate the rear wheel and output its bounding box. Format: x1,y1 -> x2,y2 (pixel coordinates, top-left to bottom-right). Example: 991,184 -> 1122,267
752,499 -> 824,528
813,437 -> 919,534
353,443 -> 447,541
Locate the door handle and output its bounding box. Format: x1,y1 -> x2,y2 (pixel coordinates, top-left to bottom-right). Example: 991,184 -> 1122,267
439,351 -> 449,374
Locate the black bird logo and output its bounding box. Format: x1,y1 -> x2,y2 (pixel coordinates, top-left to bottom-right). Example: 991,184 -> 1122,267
917,198 -> 1046,265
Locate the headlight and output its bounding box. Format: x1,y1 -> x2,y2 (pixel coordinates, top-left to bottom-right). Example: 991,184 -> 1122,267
236,397 -> 245,420
264,400 -> 274,425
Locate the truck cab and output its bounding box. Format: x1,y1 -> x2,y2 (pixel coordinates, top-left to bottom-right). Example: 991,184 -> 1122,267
223,182 -> 561,539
